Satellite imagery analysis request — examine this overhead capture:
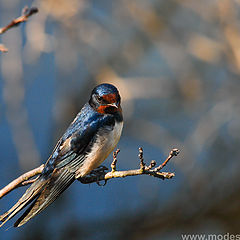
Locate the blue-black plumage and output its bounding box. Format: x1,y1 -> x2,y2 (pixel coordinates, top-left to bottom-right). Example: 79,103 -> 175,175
0,83 -> 123,228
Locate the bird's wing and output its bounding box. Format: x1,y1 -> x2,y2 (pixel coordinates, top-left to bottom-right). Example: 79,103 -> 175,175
43,114 -> 115,175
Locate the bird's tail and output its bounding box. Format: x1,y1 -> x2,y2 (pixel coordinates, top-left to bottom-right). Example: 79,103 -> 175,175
0,168 -> 75,228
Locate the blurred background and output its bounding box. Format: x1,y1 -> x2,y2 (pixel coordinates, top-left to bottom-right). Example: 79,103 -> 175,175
1,0 -> 240,239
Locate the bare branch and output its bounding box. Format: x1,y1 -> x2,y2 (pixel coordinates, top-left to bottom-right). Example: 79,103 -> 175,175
0,6 -> 38,35
0,147 -> 180,199
78,148 -> 179,184
0,164 -> 44,199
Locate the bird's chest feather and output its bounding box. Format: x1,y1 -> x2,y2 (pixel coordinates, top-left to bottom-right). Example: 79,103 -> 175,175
75,121 -> 123,178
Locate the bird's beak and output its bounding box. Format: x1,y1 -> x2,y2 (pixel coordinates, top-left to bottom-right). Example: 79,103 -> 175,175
107,102 -> 119,108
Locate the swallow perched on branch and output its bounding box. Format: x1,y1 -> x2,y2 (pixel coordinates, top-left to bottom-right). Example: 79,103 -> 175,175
0,83 -> 123,227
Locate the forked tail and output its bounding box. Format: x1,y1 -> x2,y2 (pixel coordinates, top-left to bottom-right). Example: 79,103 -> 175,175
0,168 -> 75,227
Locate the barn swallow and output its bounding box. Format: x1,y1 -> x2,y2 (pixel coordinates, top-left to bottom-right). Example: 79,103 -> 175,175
0,83 -> 123,227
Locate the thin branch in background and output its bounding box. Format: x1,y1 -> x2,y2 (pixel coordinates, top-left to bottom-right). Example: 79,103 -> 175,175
0,6 -> 38,35
0,147 -> 179,199
0,6 -> 38,53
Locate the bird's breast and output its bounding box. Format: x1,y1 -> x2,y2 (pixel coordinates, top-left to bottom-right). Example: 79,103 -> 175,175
75,121 -> 123,178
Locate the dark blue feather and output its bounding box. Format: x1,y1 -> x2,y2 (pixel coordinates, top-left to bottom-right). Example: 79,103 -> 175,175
0,83 -> 123,228
42,103 -> 116,176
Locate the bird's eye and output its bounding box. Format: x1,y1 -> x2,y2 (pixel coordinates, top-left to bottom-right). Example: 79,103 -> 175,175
97,96 -> 103,102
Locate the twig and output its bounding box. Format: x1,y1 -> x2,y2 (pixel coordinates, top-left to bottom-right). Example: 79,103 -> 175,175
154,149 -> 180,171
139,147 -> 145,170
0,6 -> 38,34
0,164 -> 44,199
111,149 -> 120,172
0,6 -> 38,53
0,148 -> 180,199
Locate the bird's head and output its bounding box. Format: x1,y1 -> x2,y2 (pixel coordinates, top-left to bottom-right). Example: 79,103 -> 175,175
89,83 -> 121,114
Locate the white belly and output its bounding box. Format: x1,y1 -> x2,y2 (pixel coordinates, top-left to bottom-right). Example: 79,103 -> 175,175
75,121 -> 123,177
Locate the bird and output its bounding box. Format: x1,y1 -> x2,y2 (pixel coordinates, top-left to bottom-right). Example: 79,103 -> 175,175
0,83 -> 123,228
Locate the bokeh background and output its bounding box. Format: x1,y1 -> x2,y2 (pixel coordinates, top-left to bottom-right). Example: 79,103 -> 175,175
1,0 -> 240,239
